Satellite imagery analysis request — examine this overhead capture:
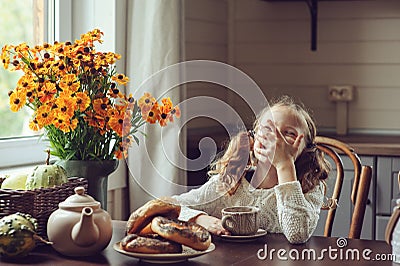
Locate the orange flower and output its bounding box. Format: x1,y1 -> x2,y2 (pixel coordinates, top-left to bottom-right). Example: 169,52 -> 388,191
59,73 -> 80,92
138,92 -> 156,113
36,104 -> 54,127
158,104 -> 171,127
114,144 -> 128,159
55,95 -> 77,118
112,73 -> 129,85
17,74 -> 38,102
108,112 -> 131,137
162,97 -> 173,110
75,92 -> 91,112
9,90 -> 26,112
169,106 -> 181,122
37,81 -> 57,104
142,102 -> 160,124
29,117 -> 42,131
53,116 -> 70,133
1,44 -> 12,69
93,97 -> 109,116
84,110 -> 106,132
114,136 -> 133,159
107,83 -> 124,98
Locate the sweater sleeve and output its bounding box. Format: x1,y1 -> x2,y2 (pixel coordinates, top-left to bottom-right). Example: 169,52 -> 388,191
274,180 -> 324,244
172,175 -> 225,222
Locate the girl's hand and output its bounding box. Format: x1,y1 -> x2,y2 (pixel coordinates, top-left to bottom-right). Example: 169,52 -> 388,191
254,119 -> 304,169
194,214 -> 230,235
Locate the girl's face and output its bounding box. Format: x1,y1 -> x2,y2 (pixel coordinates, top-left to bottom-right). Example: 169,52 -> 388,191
259,106 -> 308,158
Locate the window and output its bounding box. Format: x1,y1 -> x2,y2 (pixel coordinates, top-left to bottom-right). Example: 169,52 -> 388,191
0,0 -> 51,168
0,0 -> 47,138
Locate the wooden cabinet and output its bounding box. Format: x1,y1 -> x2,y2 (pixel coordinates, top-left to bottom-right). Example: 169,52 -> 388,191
375,156 -> 400,240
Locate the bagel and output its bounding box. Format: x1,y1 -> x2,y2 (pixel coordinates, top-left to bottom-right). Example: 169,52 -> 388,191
126,198 -> 181,234
120,234 -> 182,254
138,222 -> 154,236
151,216 -> 211,251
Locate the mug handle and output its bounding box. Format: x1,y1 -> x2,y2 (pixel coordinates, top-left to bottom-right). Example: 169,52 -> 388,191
385,205 -> 400,245
221,215 -> 234,231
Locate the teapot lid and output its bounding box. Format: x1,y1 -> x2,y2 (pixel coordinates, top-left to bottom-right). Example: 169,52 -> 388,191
59,186 -> 100,209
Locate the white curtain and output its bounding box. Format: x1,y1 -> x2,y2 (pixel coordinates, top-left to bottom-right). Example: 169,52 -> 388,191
125,0 -> 186,211
64,0 -> 185,218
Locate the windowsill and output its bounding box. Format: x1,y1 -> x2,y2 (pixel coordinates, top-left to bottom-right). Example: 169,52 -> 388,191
0,136 -> 49,169
0,164 -> 36,177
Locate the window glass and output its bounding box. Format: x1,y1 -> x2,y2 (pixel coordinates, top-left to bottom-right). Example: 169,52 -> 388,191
0,0 -> 44,138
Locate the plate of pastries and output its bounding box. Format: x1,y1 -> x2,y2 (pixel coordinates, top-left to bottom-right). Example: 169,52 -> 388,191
114,198 -> 215,264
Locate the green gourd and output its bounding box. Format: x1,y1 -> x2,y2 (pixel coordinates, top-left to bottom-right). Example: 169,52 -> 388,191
25,150 -> 68,190
0,213 -> 49,257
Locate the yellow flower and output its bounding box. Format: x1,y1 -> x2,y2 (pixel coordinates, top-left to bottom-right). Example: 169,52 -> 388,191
138,92 -> 156,113
169,106 -> 181,122
76,92 -> 91,112
1,44 -> 12,69
55,95 -> 77,119
93,97 -> 109,116
9,90 -> 26,112
59,73 -> 80,92
142,102 -> 160,124
29,118 -> 42,131
52,116 -> 67,132
162,97 -> 173,110
158,104 -> 171,127
38,81 -> 57,104
108,112 -> 131,137
36,104 -> 54,127
112,73 -> 129,85
17,74 -> 38,102
107,83 -> 124,98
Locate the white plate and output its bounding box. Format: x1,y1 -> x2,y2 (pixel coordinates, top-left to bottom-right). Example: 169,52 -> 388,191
219,229 -> 267,242
113,242 -> 215,264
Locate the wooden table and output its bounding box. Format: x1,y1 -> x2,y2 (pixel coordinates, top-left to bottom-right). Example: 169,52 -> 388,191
0,220 -> 394,265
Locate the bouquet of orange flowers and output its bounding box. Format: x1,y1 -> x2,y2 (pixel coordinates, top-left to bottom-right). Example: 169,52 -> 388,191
1,29 -> 180,160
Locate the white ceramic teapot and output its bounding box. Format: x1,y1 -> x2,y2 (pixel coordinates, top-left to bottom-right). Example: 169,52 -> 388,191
47,186 -> 113,256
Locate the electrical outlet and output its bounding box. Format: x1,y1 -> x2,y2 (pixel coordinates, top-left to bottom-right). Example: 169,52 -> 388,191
328,85 -> 354,102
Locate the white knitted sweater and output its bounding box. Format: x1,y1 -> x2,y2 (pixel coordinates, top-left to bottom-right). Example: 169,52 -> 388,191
172,176 -> 324,244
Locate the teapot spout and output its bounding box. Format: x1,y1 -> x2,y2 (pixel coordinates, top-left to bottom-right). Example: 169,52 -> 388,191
71,207 -> 99,247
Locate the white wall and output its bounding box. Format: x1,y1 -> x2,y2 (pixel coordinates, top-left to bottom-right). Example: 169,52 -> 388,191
185,0 -> 400,135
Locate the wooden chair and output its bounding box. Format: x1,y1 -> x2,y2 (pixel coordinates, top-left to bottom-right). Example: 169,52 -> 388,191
315,136 -> 373,239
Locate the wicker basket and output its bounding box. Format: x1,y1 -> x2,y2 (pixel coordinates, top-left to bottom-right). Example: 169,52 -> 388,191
0,177 -> 88,240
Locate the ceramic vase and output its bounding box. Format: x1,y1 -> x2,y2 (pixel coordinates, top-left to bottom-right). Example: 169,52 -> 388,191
56,160 -> 118,210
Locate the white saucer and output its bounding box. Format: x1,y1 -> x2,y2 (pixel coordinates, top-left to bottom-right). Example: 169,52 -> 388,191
219,229 -> 267,242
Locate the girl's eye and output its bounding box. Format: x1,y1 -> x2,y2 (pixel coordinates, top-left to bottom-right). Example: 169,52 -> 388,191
284,131 -> 296,137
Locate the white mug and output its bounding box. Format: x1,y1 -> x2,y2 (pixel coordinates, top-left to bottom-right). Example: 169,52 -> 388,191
221,206 -> 260,235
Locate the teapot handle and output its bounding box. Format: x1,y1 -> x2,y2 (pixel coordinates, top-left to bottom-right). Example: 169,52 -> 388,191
385,205 -> 400,245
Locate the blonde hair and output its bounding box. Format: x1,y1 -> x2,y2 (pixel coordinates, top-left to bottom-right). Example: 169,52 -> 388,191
208,95 -> 330,194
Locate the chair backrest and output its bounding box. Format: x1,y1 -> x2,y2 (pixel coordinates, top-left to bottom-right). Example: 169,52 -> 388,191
315,136 -> 372,239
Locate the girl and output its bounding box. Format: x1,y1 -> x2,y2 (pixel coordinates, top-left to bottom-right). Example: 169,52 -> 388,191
172,96 -> 330,244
